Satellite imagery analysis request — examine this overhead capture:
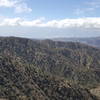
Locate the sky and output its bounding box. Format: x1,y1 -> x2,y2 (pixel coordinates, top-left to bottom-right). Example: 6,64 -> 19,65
0,0 -> 100,38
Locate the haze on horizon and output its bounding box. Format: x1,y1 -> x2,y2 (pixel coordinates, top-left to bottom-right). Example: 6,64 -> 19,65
0,0 -> 100,38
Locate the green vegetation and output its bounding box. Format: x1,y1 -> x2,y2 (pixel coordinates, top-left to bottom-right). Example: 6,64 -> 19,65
0,37 -> 99,99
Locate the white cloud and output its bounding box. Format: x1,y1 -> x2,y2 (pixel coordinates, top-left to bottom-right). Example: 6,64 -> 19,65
0,0 -> 15,7
15,3 -> 32,13
0,17 -> 100,38
86,0 -> 100,8
1,17 -> 100,29
0,0 -> 32,13
74,8 -> 95,16
0,18 -> 23,26
74,0 -> 100,16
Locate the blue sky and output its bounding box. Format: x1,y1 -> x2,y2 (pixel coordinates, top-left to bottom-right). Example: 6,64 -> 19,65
1,0 -> 100,19
27,0 -> 100,19
0,0 -> 100,38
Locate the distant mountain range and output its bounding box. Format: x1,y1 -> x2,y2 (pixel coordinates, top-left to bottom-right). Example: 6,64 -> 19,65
53,37 -> 100,48
0,37 -> 100,100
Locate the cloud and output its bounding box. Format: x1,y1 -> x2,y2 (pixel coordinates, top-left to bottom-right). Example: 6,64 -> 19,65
74,0 -> 100,16
0,0 -> 15,7
0,17 -> 100,29
14,2 -> 32,13
0,18 -> 23,26
0,0 -> 32,13
0,17 -> 100,38
74,8 -> 95,16
86,0 -> 100,8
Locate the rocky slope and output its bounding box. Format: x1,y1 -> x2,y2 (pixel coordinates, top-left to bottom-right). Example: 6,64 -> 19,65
0,55 -> 97,100
0,37 -> 100,99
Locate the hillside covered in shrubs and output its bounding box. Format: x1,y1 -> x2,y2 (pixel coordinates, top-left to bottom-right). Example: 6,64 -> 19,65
0,37 -> 100,100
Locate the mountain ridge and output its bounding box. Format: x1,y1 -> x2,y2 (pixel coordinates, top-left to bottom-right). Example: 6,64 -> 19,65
0,37 -> 100,99
52,37 -> 100,48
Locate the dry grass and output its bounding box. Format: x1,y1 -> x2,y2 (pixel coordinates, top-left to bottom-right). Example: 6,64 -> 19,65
90,86 -> 100,99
